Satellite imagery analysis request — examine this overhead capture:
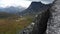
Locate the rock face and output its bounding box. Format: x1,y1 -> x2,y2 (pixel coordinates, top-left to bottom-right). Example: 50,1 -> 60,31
47,0 -> 60,34
31,9 -> 51,34
19,9 -> 51,34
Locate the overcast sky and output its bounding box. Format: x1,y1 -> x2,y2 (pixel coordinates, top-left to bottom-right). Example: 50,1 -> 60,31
0,0 -> 54,8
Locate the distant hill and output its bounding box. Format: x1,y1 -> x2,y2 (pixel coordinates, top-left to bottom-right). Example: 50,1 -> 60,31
0,12 -> 18,19
0,6 -> 25,14
19,2 -> 52,16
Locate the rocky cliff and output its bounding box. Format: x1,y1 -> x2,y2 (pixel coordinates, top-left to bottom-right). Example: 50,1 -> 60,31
47,0 -> 60,34
17,0 -> 60,34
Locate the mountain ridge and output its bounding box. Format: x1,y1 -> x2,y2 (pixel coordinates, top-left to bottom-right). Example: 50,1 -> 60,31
0,6 -> 25,14
19,2 -> 52,16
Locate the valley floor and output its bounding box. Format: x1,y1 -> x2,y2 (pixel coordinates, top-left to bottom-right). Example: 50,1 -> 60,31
0,16 -> 33,34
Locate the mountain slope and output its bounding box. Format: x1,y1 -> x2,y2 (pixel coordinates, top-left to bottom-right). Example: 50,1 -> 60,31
19,2 -> 52,16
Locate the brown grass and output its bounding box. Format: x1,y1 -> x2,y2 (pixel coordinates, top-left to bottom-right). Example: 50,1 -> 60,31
0,16 -> 33,34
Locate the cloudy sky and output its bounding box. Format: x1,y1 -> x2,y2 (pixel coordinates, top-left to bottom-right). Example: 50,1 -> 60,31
0,0 -> 54,8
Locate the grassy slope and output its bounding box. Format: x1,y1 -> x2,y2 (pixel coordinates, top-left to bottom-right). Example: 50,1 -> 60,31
0,15 -> 33,34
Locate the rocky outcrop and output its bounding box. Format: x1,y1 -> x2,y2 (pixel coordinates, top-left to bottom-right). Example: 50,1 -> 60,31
47,0 -> 60,34
18,2 -> 53,34
31,9 -> 51,34
18,1 -> 60,34
18,9 -> 51,34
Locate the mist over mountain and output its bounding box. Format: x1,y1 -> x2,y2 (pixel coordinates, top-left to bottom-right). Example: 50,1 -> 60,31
0,6 -> 25,14
19,2 -> 52,16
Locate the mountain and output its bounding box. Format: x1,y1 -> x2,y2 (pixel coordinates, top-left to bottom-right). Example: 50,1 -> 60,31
0,12 -> 18,19
0,6 -> 25,14
19,2 -> 52,16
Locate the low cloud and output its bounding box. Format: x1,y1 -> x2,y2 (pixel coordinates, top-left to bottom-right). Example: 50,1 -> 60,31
26,0 -> 54,4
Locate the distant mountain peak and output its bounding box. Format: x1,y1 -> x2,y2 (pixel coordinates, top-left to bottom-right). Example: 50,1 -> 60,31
27,2 -> 52,11
30,2 -> 43,5
19,2 -> 52,16
0,6 -> 25,14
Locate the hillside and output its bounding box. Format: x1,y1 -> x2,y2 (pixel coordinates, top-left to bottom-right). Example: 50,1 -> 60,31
0,12 -> 33,34
19,2 -> 52,16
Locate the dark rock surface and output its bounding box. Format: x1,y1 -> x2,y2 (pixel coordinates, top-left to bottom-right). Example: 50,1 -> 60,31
31,9 -> 51,34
